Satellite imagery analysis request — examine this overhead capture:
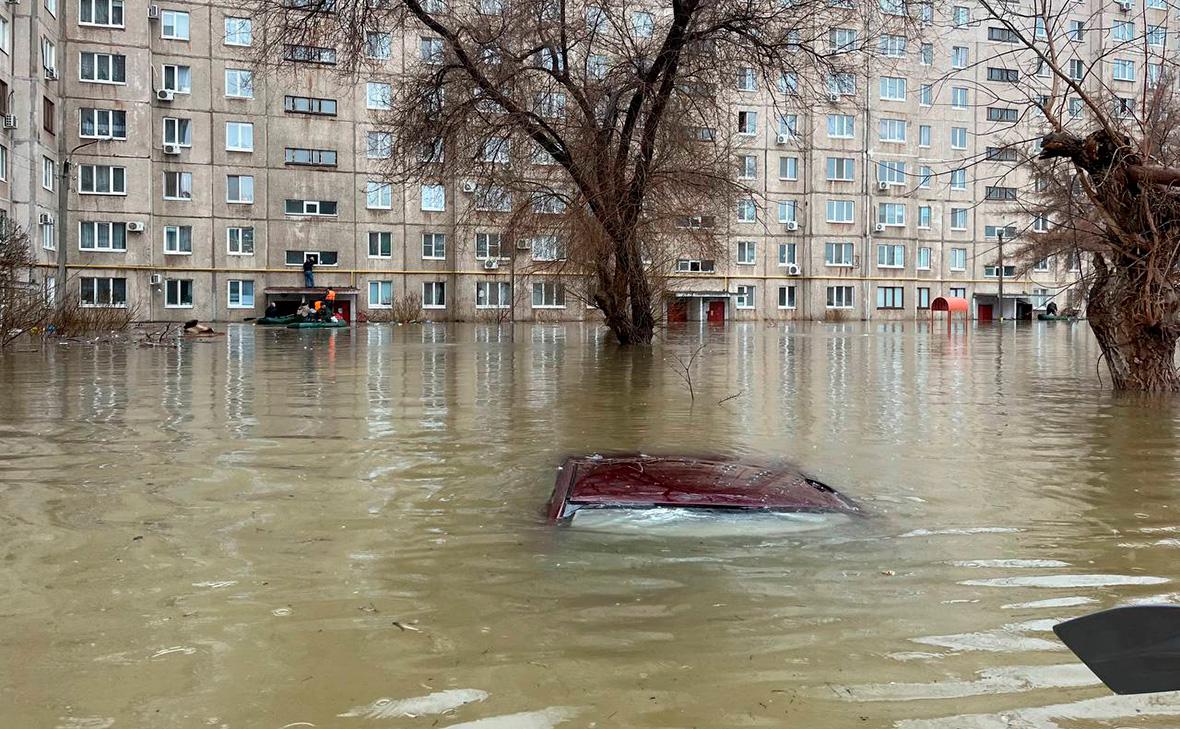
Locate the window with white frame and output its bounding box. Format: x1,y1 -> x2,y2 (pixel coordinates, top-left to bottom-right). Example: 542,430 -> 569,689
225,68 -> 253,98
475,281 -> 511,309
419,36 -> 444,64
919,84 -> 932,106
776,114 -> 798,138
164,279 -> 193,308
877,242 -> 905,267
918,166 -> 932,188
1113,59 -> 1135,81
163,117 -> 192,147
531,235 -> 563,260
738,155 -> 756,179
950,127 -> 967,149
80,277 -> 126,307
79,221 -> 127,251
367,131 -> 393,159
949,247 -> 967,270
827,157 -> 855,181
736,66 -> 756,91
1112,20 -> 1133,42
826,199 -> 854,223
227,226 -> 254,254
827,114 -> 854,138
163,225 -> 192,253
42,157 -> 54,191
473,185 -> 512,212
631,10 -> 653,37
876,286 -> 903,309
368,231 -> 392,258
80,0 -> 123,26
949,286 -> 966,299
224,17 -> 252,46
40,220 -> 55,251
916,287 -> 931,309
778,242 -> 797,266
879,76 -> 906,101
778,72 -> 798,95
827,72 -> 856,95
825,241 -> 853,266
284,199 -> 337,216
366,32 -> 392,59
736,110 -> 757,135
918,206 -> 931,228
162,64 -> 191,93
161,10 -> 189,40
951,87 -> 968,109
1147,25 -> 1165,46
80,52 -> 126,83
877,160 -> 905,185
366,181 -> 393,209
917,246 -> 931,269
879,34 -> 906,57
79,165 -> 126,194
920,42 -> 932,64
423,282 -> 446,309
226,121 -> 253,151
422,232 -> 446,259
476,232 -> 502,259
79,108 -> 126,139
736,240 -> 756,265
778,285 -> 796,309
227,175 -> 254,203
737,197 -> 757,222
879,118 -> 906,143
420,184 -> 445,211
532,192 -> 566,214
777,200 -> 797,224
369,280 -> 394,308
950,168 -> 967,190
41,38 -> 55,75
675,259 -> 715,273
1033,257 -> 1050,271
532,281 -> 566,308
228,280 -> 254,308
162,171 -> 192,200
735,285 -> 755,309
778,156 -> 798,180
482,137 -> 510,164
826,285 -> 854,309
830,27 -> 857,52
1069,59 -> 1085,80
951,45 -> 968,68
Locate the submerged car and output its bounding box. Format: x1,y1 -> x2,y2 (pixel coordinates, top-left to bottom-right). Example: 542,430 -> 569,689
546,454 -> 859,523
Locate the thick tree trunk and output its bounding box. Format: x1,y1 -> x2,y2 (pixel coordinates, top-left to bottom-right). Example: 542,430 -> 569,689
1086,262 -> 1180,392
594,230 -> 657,346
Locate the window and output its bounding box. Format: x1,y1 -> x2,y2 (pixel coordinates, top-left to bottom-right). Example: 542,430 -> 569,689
737,198 -> 757,223
918,125 -> 931,148
879,34 -> 906,57
986,67 -> 1019,83
950,127 -> 967,149
367,280 -> 394,309
987,107 -> 1018,123
284,199 -> 338,216
878,203 -> 905,227
226,122 -> 253,152
950,209 -> 968,231
40,220 -> 55,251
476,232 -> 502,259
79,165 -> 126,194
366,32 -> 392,59
1069,59 -> 1085,80
80,277 -> 126,307
366,131 -> 393,159
421,232 -> 446,259
951,46 -> 968,68
420,184 -> 445,211
918,166 -> 932,189
986,146 -> 1017,162
951,87 -> 968,109
675,259 -> 716,273
480,0 -> 502,13
1031,287 -> 1050,309
286,44 -> 336,64
227,175 -> 254,203
1033,214 -> 1050,233
737,155 -> 757,180
830,27 -> 858,52
473,185 -> 512,212
949,247 -> 967,270
826,285 -> 854,309
916,287 -> 931,309
949,287 -> 966,299
43,97 -> 54,134
737,110 -> 757,135
162,64 -> 191,93
161,10 -> 189,40
45,0 -> 55,15
879,76 -> 906,101
1033,257 -> 1050,272
920,42 -> 933,65
419,36 -> 444,64
917,247 -> 931,269
631,11 -> 653,38
80,0 -> 123,26
162,279 -> 192,309
284,251 -> 338,267
985,186 -> 1017,201
364,181 -> 393,209
918,206 -> 931,228
778,156 -> 798,180
984,225 -> 1017,239
227,227 -> 254,255
877,243 -> 905,267
735,285 -> 755,310
778,286 -> 796,309
228,280 -> 254,308
877,160 -> 905,186
876,286 -> 903,309
879,118 -> 906,143
366,82 -> 391,110
162,117 -> 192,147
532,282 -> 566,308
778,72 -> 798,95
737,67 -> 756,91
736,240 -> 756,265
41,38 -> 55,75
1112,20 -> 1134,42
953,5 -> 969,26
162,171 -> 193,200
225,69 -> 253,98
284,95 -> 336,115
778,242 -> 797,266
588,54 -> 607,79
285,148 -> 337,166
1069,20 -> 1084,42
826,200 -> 854,223
777,201 -> 797,224
163,225 -> 193,254
950,169 -> 966,191
827,114 -> 854,138
80,108 -> 126,139
1113,59 -> 1135,82
1069,98 -> 1083,118
823,157 -> 854,182
472,281 -> 509,309
79,52 -> 126,83
366,231 -> 392,258
534,91 -> 566,117
825,241 -> 854,266
483,137 -> 510,164
42,157 -> 54,191
531,235 -> 564,260
919,84 -> 932,106
79,222 -> 127,251
224,17 -> 252,46
1148,25 -> 1165,46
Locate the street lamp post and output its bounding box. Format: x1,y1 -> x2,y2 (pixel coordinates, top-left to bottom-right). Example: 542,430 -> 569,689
55,139 -> 101,304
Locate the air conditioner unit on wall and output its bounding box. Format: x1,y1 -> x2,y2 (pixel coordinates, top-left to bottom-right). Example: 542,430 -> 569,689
163,143 -> 181,155
828,92 -> 840,103
149,273 -> 163,286
44,68 -> 58,80
461,180 -> 477,193
482,258 -> 499,270
156,88 -> 174,102
38,212 -> 52,224
776,134 -> 790,145
785,221 -> 798,231
877,181 -> 890,191
786,263 -> 802,276
1117,0 -> 1131,10
3,116 -> 17,129
148,4 -> 160,18
127,221 -> 145,232
874,223 -> 886,232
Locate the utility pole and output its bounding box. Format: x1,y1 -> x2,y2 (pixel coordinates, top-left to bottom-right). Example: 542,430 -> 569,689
55,139 -> 99,304
996,229 -> 1005,322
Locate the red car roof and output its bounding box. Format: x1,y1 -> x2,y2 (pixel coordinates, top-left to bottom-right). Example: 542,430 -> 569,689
547,455 -> 857,521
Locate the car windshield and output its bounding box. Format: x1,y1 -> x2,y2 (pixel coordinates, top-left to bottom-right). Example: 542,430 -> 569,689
568,507 -> 853,535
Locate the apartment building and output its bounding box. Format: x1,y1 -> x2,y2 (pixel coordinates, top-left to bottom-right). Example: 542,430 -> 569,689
10,0 -> 1102,323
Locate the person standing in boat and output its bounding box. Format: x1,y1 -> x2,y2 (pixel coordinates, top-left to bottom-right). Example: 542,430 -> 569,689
303,255 -> 315,287
265,301 -> 279,319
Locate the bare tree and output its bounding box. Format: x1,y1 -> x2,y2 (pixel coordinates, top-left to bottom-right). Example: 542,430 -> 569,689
252,0 -> 903,344
0,224 -> 50,348
950,0 -> 1180,391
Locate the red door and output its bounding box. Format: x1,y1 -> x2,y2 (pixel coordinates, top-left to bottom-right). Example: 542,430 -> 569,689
978,304 -> 993,322
707,300 -> 726,323
667,299 -> 688,323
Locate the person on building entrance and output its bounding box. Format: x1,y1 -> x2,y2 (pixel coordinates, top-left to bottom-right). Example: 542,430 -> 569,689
303,255 -> 315,287
265,301 -> 279,318
296,301 -> 312,320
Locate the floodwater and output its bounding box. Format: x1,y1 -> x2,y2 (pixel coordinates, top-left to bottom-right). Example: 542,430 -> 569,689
2,321 -> 1180,729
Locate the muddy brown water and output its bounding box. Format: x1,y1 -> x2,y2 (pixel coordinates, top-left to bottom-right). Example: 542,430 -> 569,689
2,321 -> 1180,729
